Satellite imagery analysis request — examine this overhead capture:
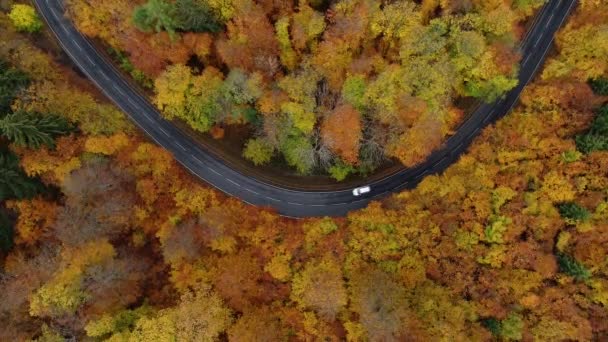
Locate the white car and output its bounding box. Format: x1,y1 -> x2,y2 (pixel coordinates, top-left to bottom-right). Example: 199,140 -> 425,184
352,186 -> 371,196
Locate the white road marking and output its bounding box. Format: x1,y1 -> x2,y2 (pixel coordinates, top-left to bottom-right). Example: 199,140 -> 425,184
245,188 -> 260,195
265,196 -> 280,202
192,155 -> 203,164
176,142 -> 186,151
287,202 -> 304,206
533,35 -> 543,48
159,127 -> 170,136
74,41 -> 83,51
60,23 -> 71,36
227,179 -> 241,187
208,167 -> 220,176
84,54 -> 95,65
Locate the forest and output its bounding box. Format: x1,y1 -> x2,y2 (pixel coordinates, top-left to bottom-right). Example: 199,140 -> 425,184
1,0 -> 608,340
64,0 -> 543,179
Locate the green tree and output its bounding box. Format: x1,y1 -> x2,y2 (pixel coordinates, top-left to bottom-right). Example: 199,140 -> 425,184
0,150 -> 44,201
576,105 -> 608,154
465,75 -> 518,103
329,162 -> 355,181
501,313 -> 524,341
280,135 -> 315,174
222,70 -> 263,106
575,134 -> 607,154
0,60 -> 30,114
557,253 -> 591,282
589,77 -> 608,96
0,210 -> 13,253
0,111 -> 72,149
557,202 -> 591,223
482,318 -> 502,337
175,0 -> 223,33
482,313 -> 524,341
590,106 -> 608,136
8,4 -> 43,33
342,75 -> 367,111
243,138 -> 274,165
133,0 -> 179,38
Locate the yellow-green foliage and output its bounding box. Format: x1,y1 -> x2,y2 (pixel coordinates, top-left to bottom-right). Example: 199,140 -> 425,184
9,4 -> 43,33
30,239 -> 116,317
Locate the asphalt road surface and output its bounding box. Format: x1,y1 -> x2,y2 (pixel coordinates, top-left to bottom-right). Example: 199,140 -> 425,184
34,0 -> 577,217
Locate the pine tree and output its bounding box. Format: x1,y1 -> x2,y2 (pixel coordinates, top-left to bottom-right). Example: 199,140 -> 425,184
557,253 -> 591,282
557,202 -> 590,223
0,150 -> 44,201
576,105 -> 608,154
0,60 -> 30,114
589,77 -> 608,96
0,210 -> 13,253
175,0 -> 223,33
0,111 -> 72,149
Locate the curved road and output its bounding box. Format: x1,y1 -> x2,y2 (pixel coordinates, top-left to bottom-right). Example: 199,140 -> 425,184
35,0 -> 577,217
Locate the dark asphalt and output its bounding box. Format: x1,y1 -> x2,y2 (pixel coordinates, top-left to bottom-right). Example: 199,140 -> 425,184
34,0 -> 577,217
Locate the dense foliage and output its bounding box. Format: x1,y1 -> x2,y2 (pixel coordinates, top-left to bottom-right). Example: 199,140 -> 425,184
65,0 -> 545,178
1,1 -> 608,341
8,4 -> 42,33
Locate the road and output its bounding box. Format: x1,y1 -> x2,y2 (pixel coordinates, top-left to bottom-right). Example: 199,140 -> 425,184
34,0 -> 577,217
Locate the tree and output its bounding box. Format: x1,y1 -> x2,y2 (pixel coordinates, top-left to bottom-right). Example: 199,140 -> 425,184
589,77 -> 608,95
576,105 -> 608,154
54,161 -> 136,246
0,111 -> 72,149
543,21 -> 608,81
557,253 -> 591,282
348,266 -> 410,340
6,197 -> 58,246
227,306 -> 286,341
133,0 -> 179,38
212,251 -> 265,311
0,60 -> 30,114
280,134 -> 315,174
215,3 -> 280,76
0,210 -> 13,253
8,4 -> 43,33
154,65 -> 225,132
482,313 -> 524,341
0,150 -> 44,201
557,202 -> 591,223
175,0 -> 223,33
341,75 -> 367,111
243,137 -> 274,165
291,257 -> 347,320
321,104 -> 362,165
128,286 -> 232,341
328,162 -> 355,181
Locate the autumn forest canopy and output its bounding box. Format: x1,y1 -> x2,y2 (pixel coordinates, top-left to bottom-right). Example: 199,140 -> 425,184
2,0 -> 608,340
65,0 -> 543,179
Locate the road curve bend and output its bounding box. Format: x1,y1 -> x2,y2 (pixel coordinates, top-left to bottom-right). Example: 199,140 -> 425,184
34,0 -> 577,217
